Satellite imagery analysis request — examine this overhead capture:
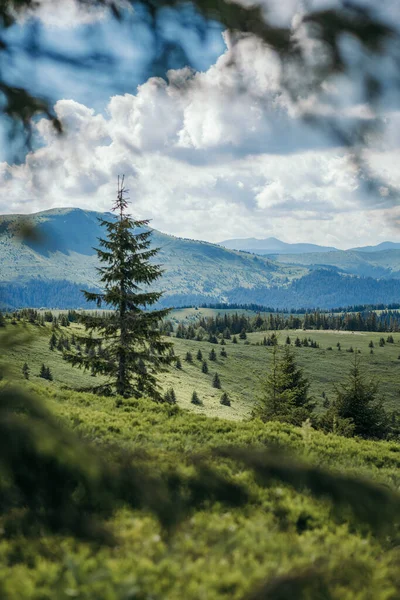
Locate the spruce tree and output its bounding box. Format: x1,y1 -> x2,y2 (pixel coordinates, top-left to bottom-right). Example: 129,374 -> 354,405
63,176 -> 172,400
320,353 -> 388,439
191,391 -> 202,405
164,388 -> 177,404
49,332 -> 57,351
202,360 -> 208,374
220,392 -> 231,406
22,362 -> 30,380
254,345 -> 314,426
212,372 -> 221,389
209,348 -> 217,361
39,364 -> 47,379
185,352 -> 193,363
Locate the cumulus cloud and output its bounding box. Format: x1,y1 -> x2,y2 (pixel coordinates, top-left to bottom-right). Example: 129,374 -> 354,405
1,26 -> 400,249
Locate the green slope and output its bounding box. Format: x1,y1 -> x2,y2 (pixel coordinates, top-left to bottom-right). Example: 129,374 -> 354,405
3,321 -> 400,599
0,208 -> 304,301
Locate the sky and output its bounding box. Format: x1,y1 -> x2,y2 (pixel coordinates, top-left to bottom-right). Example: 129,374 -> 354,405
1,0 -> 400,249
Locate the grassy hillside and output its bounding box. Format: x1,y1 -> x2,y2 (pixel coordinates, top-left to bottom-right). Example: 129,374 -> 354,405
4,209 -> 400,310
6,320 -> 400,420
2,321 -> 400,598
0,208 -> 303,306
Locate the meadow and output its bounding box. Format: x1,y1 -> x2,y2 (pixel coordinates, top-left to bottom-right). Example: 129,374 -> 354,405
8,317 -> 400,420
3,316 -> 400,599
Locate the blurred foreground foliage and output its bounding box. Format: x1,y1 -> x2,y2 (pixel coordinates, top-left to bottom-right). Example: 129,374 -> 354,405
2,324 -> 400,598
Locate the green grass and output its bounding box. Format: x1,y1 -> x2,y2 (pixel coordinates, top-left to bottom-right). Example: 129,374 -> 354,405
2,381 -> 400,599
3,322 -> 400,598
6,323 -> 400,421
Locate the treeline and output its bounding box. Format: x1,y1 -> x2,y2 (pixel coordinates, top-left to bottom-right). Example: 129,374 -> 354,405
0,279 -> 100,310
171,309 -> 400,339
196,301 -> 400,314
225,270 -> 400,310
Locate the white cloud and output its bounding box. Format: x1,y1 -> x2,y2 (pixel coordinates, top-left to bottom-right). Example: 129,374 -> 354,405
1,29 -> 400,249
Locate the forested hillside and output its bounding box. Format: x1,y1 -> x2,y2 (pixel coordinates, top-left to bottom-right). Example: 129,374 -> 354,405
3,209 -> 400,310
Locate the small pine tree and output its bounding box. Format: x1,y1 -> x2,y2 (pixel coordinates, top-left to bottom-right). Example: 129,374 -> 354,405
164,388 -> 177,404
368,340 -> 374,348
220,392 -> 231,406
239,329 -> 247,340
379,337 -> 385,347
285,336 -> 291,345
387,335 -> 394,343
220,338 -> 226,346
202,360 -> 208,374
212,372 -> 221,389
176,357 -> 182,370
185,352 -> 193,363
320,353 -> 388,439
39,364 -> 52,381
220,348 -> 227,358
22,362 -> 30,380
49,332 -> 57,351
232,336 -> 238,344
191,391 -> 202,405
254,345 -> 314,426
209,348 -> 217,361
294,337 -> 301,347
196,349 -> 203,361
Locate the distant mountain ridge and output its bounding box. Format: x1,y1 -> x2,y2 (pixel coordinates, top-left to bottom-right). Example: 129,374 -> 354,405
219,237 -> 338,254
1,208 -> 400,310
219,237 -> 400,255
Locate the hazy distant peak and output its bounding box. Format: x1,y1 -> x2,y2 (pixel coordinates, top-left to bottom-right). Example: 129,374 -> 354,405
219,237 -> 338,255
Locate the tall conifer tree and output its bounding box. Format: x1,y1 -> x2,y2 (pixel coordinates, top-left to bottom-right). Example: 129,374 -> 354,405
64,176 -> 172,400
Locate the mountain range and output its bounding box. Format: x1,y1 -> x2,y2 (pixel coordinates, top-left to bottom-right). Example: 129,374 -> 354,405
1,208 -> 400,310
219,237 -> 400,255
